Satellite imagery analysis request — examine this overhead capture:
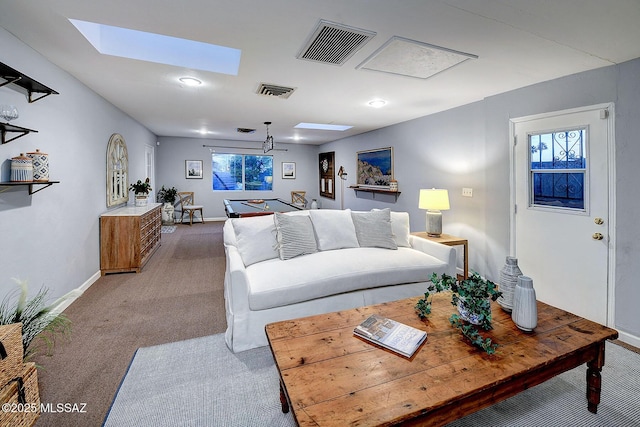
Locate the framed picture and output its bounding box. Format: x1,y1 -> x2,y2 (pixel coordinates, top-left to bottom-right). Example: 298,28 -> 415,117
282,162 -> 296,179
185,160 -> 203,179
319,151 -> 335,199
356,147 -> 393,189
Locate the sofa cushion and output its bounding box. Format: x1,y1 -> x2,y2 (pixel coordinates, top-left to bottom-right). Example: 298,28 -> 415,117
351,209 -> 397,249
274,212 -> 318,260
309,209 -> 359,251
246,247 -> 448,311
231,215 -> 278,266
390,211 -> 411,247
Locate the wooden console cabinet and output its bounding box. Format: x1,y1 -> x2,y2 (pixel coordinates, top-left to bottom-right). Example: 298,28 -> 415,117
100,203 -> 162,275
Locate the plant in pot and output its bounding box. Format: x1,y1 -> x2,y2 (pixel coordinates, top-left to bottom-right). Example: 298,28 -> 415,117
129,178 -> 152,207
157,185 -> 178,225
0,278 -> 78,360
416,272 -> 502,354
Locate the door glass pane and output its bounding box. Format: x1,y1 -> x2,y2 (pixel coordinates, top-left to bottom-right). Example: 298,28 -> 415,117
529,129 -> 586,210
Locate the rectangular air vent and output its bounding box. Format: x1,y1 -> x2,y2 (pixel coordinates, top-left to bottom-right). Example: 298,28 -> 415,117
256,83 -> 296,99
297,20 -> 376,66
236,128 -> 256,134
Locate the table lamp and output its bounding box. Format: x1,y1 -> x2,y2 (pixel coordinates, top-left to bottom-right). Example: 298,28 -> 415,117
419,188 -> 450,237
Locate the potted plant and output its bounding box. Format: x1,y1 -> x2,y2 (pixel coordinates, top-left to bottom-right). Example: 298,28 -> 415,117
157,185 -> 178,225
129,178 -> 152,206
416,272 -> 502,354
0,278 -> 77,360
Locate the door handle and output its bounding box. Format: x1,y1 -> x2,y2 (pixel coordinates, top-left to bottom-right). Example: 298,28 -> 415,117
594,217 -> 604,225
592,232 -> 604,240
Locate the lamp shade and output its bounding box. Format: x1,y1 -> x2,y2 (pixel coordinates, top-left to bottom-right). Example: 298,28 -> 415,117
419,189 -> 450,210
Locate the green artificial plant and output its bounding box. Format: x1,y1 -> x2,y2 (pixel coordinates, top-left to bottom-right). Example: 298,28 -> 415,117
129,178 -> 152,194
416,272 -> 502,354
0,278 -> 77,360
157,185 -> 178,204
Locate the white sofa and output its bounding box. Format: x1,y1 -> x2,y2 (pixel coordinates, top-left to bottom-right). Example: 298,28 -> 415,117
223,208 -> 456,352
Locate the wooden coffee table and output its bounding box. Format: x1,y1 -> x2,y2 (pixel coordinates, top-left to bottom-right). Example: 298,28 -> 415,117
265,293 -> 618,426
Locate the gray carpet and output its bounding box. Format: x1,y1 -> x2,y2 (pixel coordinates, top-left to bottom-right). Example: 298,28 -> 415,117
103,335 -> 639,427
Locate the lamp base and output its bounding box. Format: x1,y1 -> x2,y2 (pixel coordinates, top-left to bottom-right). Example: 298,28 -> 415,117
426,210 -> 443,237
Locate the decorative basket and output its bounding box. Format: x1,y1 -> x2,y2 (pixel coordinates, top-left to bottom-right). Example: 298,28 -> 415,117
0,323 -> 23,387
0,362 -> 40,427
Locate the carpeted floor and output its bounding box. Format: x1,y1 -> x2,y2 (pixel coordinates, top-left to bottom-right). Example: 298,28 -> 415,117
32,222 -> 227,427
104,334 -> 640,427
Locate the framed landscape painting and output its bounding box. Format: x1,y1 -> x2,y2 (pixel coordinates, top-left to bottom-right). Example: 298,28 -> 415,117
185,160 -> 203,179
282,162 -> 296,179
356,147 -> 393,188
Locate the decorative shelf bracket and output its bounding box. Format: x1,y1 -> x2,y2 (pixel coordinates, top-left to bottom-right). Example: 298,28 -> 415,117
0,122 -> 38,144
0,61 -> 59,103
0,181 -> 60,195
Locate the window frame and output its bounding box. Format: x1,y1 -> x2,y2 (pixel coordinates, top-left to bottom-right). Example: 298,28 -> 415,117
211,152 -> 274,192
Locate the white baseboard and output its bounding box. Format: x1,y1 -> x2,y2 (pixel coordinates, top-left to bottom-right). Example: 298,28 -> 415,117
50,270 -> 101,316
617,329 -> 640,349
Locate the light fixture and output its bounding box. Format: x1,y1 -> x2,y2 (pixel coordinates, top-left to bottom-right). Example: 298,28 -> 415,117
368,99 -> 387,108
418,188 -> 450,237
179,77 -> 202,86
338,166 -> 348,210
263,121 -> 274,153
294,122 -> 353,131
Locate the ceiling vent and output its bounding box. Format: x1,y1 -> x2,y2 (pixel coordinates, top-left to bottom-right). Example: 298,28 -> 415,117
256,83 -> 296,99
297,20 -> 376,66
236,127 -> 256,134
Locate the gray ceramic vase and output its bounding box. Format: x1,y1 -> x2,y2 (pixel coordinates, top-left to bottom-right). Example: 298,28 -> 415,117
498,256 -> 523,312
512,275 -> 538,332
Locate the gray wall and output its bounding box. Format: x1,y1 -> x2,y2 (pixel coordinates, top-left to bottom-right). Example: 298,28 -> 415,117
155,136 -> 318,218
319,58 -> 639,344
0,27 -> 156,303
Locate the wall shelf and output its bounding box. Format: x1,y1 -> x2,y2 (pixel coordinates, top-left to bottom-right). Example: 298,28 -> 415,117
0,122 -> 38,144
0,181 -> 60,195
350,186 -> 401,201
0,62 -> 59,103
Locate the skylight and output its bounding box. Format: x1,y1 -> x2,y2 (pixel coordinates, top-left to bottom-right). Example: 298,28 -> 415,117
295,123 -> 353,131
69,19 -> 241,75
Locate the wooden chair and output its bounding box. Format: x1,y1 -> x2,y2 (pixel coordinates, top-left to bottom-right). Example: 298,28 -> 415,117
177,192 -> 204,225
291,191 -> 306,207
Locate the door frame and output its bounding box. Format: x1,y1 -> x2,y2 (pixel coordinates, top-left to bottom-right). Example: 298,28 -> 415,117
508,103 -> 616,327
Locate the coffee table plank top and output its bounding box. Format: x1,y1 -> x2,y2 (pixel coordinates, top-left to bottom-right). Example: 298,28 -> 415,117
266,293 -> 618,427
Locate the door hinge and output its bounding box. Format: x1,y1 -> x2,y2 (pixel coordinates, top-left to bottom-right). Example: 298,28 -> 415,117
514,204 -> 517,214
600,109 -> 609,119
513,135 -> 517,146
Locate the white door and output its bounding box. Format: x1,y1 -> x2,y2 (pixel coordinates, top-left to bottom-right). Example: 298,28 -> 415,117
511,104 -> 614,325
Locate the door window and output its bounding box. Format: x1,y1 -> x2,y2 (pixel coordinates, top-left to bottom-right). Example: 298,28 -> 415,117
529,128 -> 586,211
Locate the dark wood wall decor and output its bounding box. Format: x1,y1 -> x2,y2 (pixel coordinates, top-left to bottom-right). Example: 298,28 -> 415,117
319,151 -> 335,199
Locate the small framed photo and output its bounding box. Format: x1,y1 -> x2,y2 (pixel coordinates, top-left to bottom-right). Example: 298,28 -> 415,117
185,160 -> 203,179
282,162 -> 296,179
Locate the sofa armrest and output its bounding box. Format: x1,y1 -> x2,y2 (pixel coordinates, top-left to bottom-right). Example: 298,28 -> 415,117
409,235 -> 457,277
224,244 -> 251,314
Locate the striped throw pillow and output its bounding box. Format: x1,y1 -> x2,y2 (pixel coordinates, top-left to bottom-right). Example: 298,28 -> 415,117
274,213 -> 318,260
351,208 -> 398,250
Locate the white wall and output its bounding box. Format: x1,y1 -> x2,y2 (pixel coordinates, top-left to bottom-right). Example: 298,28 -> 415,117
320,58 -> 640,344
0,28 -> 156,303
156,136 -> 318,219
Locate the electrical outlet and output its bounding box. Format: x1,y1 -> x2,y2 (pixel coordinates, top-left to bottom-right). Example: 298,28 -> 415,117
462,187 -> 473,197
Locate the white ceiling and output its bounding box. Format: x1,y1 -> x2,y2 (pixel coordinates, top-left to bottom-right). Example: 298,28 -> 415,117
1,0 -> 639,146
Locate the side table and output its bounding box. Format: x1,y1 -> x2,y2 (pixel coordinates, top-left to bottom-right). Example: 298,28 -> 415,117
412,232 -> 468,280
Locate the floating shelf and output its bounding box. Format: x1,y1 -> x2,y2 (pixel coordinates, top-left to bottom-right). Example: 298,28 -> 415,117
0,61 -> 59,103
0,122 -> 38,144
350,186 -> 401,201
0,181 -> 60,195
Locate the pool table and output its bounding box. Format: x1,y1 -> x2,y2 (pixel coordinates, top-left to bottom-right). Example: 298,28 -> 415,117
223,198 -> 304,218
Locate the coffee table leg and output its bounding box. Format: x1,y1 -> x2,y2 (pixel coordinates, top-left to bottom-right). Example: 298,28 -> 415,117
279,380 -> 290,413
586,341 -> 605,414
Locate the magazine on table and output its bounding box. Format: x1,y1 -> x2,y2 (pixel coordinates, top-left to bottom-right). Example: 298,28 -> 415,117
354,314 -> 427,358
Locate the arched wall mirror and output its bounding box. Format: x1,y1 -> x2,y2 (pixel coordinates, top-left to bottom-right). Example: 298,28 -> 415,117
106,133 -> 129,207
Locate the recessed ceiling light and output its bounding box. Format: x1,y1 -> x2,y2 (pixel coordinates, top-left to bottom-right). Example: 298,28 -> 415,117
368,99 -> 387,108
295,123 -> 353,131
69,19 -> 242,75
179,77 -> 202,86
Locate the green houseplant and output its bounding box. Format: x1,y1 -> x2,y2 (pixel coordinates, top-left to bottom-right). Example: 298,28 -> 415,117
0,278 -> 77,360
157,185 -> 178,204
129,178 -> 152,195
416,272 -> 502,354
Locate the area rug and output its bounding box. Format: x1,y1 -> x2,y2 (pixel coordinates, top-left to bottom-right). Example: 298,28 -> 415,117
103,334 -> 639,427
161,225 -> 176,234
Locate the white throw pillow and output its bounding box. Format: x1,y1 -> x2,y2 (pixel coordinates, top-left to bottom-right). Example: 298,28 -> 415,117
351,208 -> 397,250
231,215 -> 278,266
309,209 -> 359,251
274,212 -> 318,260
